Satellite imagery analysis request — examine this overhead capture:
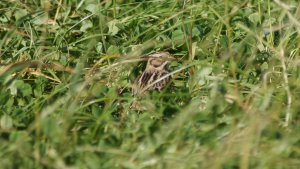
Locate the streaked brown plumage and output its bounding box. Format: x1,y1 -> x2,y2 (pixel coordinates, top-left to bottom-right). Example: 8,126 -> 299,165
132,52 -> 175,96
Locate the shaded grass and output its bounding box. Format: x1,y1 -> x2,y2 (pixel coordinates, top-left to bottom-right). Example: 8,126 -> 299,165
1,0 -> 300,168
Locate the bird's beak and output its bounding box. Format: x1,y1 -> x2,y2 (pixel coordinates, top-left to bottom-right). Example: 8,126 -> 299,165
167,56 -> 177,62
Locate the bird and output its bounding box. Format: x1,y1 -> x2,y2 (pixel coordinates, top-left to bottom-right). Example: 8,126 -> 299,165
132,52 -> 175,96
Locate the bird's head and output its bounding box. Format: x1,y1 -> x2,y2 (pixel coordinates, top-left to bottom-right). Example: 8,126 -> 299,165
145,52 -> 175,71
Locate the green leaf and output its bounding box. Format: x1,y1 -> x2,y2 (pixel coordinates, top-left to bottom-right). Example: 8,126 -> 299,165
107,19 -> 120,36
20,83 -> 32,97
107,45 -> 120,55
91,83 -> 106,97
6,97 -> 14,107
96,42 -> 103,54
9,81 -> 18,96
85,4 -> 98,14
9,80 -> 32,97
248,12 -> 260,25
197,67 -> 213,86
14,9 -> 28,21
172,29 -> 184,41
0,114 -> 13,129
192,27 -> 200,37
32,13 -> 49,25
80,20 -> 93,32
261,62 -> 268,71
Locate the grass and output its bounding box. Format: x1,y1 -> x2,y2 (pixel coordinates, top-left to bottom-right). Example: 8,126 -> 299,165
0,0 -> 300,168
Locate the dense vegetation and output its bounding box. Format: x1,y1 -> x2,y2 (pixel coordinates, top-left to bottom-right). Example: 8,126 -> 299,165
1,0 -> 300,168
